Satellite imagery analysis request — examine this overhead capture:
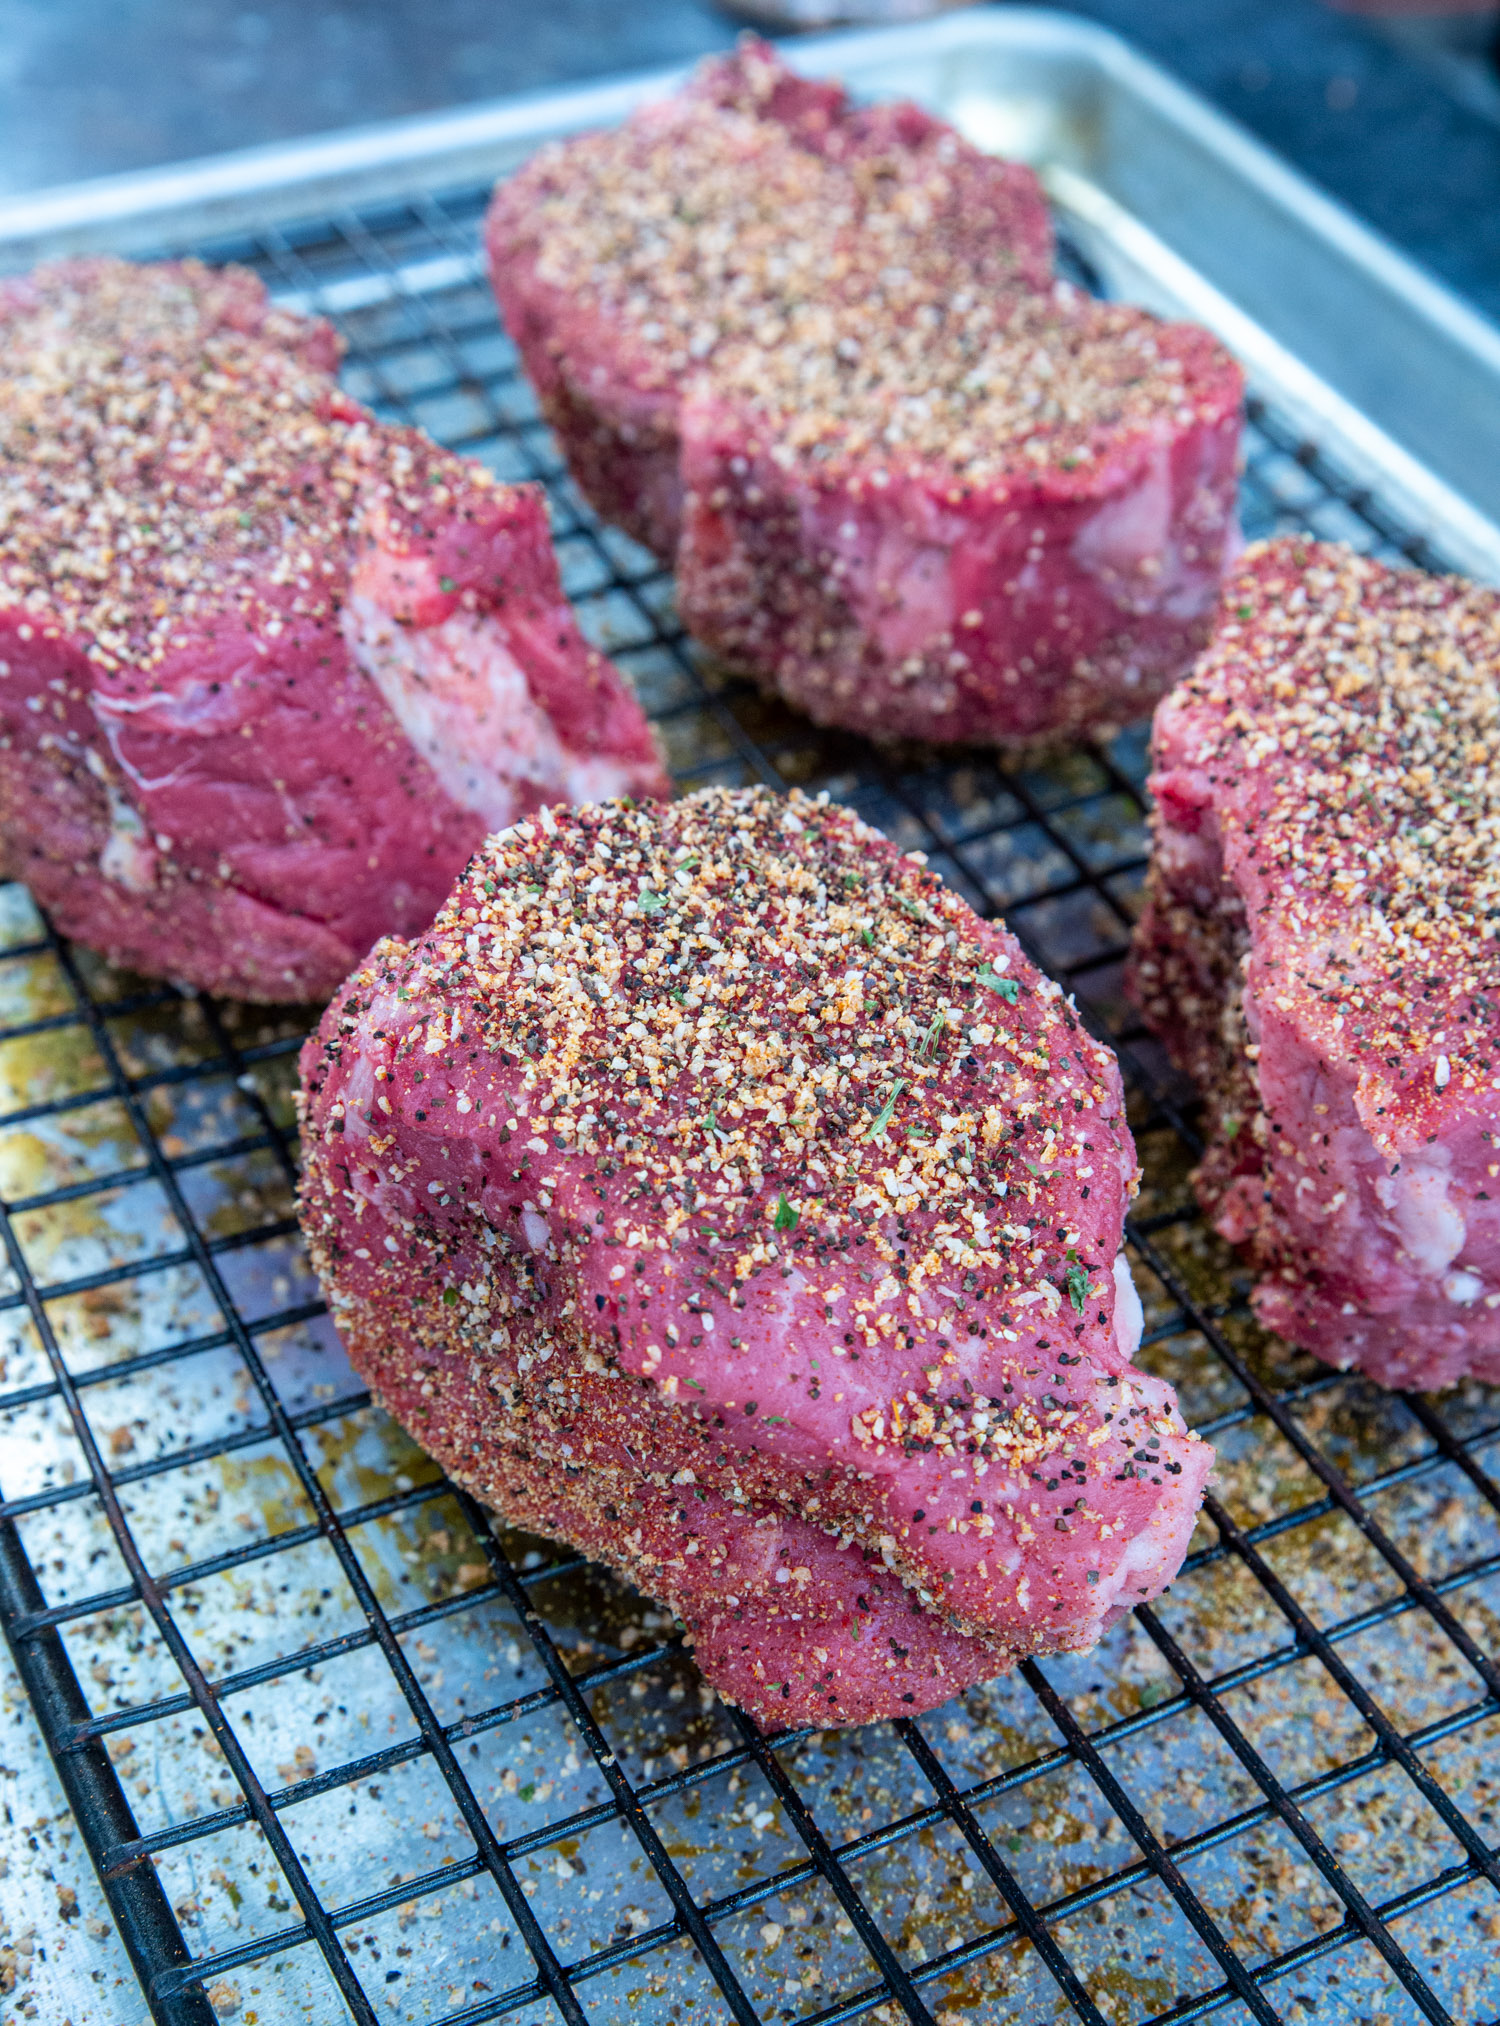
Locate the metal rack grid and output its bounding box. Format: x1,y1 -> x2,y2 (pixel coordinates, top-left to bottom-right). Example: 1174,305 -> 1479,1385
1,178 -> 1498,2026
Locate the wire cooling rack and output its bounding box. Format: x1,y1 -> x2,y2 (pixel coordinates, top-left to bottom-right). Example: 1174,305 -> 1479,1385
1,179 -> 1498,2026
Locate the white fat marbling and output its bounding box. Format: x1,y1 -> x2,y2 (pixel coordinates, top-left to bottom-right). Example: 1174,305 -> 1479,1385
521,1208 -> 551,1254
342,593 -> 637,830
1073,446 -> 1173,594
1113,1252 -> 1144,1361
1443,1269 -> 1484,1306
1376,1150 -> 1466,1276
86,748 -> 157,894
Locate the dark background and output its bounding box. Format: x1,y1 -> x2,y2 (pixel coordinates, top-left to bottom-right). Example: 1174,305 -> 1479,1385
2,1 -> 1498,319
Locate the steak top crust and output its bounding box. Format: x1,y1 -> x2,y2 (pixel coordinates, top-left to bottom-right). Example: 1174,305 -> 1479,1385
2,257 -> 383,665
490,39 -> 1051,393
695,267 -> 1240,503
300,787 -> 1211,1665
1148,539 -> 1500,1142
674,294 -> 1242,746
0,258 -> 665,999
1131,538 -> 1500,1381
483,38 -> 1053,556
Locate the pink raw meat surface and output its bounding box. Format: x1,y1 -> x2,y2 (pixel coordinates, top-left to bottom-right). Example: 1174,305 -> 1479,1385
483,37 -> 1052,562
676,292 -> 1243,746
299,785 -> 1212,1727
1130,537 -> 1500,1388
0,258 -> 667,1002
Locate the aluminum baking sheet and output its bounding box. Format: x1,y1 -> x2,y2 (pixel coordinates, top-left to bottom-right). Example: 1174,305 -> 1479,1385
1,16 -> 1498,2026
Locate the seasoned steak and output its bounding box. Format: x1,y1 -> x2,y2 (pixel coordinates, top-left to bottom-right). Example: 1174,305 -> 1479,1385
676,288 -> 1243,746
0,258 -> 667,1002
484,37 -> 1052,561
300,786 -> 1211,1726
1131,538 -> 1500,1388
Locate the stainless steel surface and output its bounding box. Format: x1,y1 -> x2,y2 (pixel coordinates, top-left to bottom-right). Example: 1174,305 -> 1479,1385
2,19 -> 1500,2026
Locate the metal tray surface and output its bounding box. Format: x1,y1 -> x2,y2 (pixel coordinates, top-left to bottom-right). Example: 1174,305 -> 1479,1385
1,21 -> 1499,2026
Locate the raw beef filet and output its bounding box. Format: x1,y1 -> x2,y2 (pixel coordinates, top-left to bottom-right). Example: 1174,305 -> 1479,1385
1130,537 -> 1500,1388
484,38 -> 1053,562
676,289 -> 1243,746
299,785 -> 1212,1726
0,258 -> 667,1002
